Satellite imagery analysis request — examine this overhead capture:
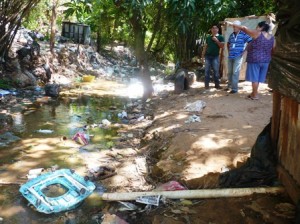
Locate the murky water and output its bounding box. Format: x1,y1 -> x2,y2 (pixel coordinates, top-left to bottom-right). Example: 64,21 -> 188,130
0,94 -> 130,223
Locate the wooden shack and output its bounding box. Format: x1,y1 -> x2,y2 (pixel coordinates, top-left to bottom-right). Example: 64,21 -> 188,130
271,92 -> 300,204
269,1 -> 300,206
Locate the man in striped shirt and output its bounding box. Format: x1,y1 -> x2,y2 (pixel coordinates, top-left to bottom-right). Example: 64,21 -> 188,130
226,20 -> 252,93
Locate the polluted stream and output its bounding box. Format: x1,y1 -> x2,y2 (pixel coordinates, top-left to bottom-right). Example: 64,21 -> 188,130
0,85 -> 144,223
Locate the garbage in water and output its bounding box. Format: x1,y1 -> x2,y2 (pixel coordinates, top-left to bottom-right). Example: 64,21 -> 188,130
136,195 -> 161,206
27,168 -> 44,179
184,100 -> 206,112
19,169 -> 96,214
72,131 -> 89,145
0,89 -> 11,97
36,129 -> 54,134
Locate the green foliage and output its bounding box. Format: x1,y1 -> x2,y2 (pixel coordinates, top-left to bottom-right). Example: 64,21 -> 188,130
63,0 -> 93,23
23,0 -> 49,31
0,78 -> 13,89
19,0 -> 276,65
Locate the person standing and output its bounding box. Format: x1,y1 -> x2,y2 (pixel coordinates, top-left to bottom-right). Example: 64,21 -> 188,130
226,20 -> 252,94
226,21 -> 275,99
202,25 -> 224,89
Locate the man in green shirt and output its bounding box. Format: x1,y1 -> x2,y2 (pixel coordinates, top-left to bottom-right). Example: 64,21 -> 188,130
202,25 -> 225,89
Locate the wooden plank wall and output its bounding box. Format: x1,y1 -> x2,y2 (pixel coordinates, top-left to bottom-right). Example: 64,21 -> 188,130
272,91 -> 300,204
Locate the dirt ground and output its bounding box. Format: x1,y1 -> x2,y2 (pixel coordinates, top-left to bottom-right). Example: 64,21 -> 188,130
99,79 -> 296,224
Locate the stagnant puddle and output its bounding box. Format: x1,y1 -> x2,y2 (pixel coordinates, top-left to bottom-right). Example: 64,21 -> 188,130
0,94 -> 132,223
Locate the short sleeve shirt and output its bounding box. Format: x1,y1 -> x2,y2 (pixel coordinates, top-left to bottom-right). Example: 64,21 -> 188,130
205,34 -> 224,56
228,31 -> 252,58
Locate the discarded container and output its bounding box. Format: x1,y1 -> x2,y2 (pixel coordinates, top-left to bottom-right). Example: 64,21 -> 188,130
82,75 -> 95,82
19,169 -> 96,214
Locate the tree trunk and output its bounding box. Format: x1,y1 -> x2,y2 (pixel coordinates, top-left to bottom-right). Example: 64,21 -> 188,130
0,0 -> 40,61
50,0 -> 58,54
97,27 -> 101,52
130,9 -> 153,99
146,0 -> 163,53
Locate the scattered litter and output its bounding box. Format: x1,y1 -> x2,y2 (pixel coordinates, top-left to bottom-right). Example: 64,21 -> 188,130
118,111 -> 128,119
137,115 -> 144,121
19,169 -> 95,214
101,119 -> 111,126
136,195 -> 161,206
221,166 -> 230,173
185,114 -> 201,124
72,131 -> 89,145
0,89 -> 11,97
180,199 -> 193,206
155,181 -> 187,191
87,165 -> 116,181
184,100 -> 206,112
27,168 -> 44,179
118,201 -> 138,211
36,129 -> 54,134
135,156 -> 147,175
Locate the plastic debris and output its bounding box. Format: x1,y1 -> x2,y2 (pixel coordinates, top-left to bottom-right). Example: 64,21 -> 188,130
72,131 -> 89,145
19,169 -> 96,214
101,119 -> 111,126
36,129 -> 54,134
184,100 -> 206,112
137,115 -> 144,121
185,114 -> 201,124
118,201 -> 138,211
136,195 -> 161,206
155,181 -> 187,191
118,111 -> 128,119
0,89 -> 11,97
27,168 -> 44,179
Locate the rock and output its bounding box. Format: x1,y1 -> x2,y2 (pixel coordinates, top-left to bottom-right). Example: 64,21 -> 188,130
0,113 -> 13,130
45,83 -> 60,97
0,132 -> 21,147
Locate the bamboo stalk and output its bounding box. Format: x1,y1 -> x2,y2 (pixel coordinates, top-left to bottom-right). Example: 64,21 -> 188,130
101,187 -> 285,201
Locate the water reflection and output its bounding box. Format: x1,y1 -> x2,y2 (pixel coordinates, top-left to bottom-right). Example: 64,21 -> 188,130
13,95 -> 127,144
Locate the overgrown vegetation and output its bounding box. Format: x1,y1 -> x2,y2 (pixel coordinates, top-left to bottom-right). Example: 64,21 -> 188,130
17,0 -> 276,64
0,0 -> 276,96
